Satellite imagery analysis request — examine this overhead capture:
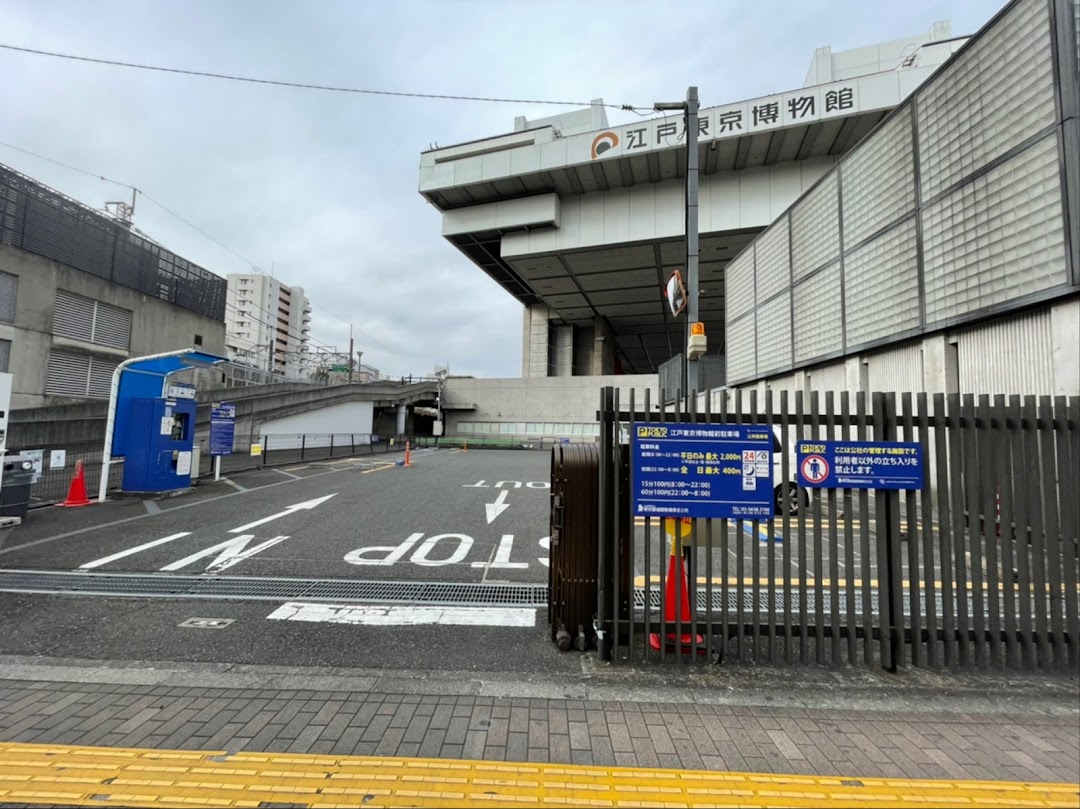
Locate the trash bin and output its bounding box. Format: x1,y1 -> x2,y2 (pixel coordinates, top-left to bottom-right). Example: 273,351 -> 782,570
1,455 -> 35,519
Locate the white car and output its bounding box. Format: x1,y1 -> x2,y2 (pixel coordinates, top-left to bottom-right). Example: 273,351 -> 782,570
770,425 -> 808,516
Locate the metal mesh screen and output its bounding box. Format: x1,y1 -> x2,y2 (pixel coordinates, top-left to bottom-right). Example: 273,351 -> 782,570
0,164 -> 226,320
793,264 -> 842,364
725,313 -> 756,381
842,108 -> 915,248
755,291 -> 791,375
844,218 -> 920,346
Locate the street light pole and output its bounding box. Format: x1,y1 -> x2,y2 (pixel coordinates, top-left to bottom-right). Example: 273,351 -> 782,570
655,86 -> 701,405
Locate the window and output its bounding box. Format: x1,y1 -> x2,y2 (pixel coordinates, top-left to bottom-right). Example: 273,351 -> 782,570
194,334 -> 203,347
0,339 -> 10,373
0,271 -> 16,323
53,290 -> 132,350
44,349 -> 118,399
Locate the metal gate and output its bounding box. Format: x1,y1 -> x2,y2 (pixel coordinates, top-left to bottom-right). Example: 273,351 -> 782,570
595,387 -> 1079,671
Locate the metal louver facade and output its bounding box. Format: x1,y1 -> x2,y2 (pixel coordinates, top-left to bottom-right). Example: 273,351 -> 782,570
53,290 -> 132,350
44,349 -> 119,399
0,271 -> 16,323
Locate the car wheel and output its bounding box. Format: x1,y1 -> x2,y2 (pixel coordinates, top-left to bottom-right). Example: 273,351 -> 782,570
774,482 -> 803,516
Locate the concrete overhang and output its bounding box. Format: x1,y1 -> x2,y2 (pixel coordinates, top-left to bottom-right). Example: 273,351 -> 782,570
421,62 -> 951,373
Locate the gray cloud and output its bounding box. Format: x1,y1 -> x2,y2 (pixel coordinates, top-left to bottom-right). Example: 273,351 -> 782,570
0,0 -> 1000,377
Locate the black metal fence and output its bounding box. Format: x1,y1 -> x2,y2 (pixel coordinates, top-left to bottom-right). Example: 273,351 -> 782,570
6,434 -> 408,508
595,388 -> 1079,672
0,163 -> 226,320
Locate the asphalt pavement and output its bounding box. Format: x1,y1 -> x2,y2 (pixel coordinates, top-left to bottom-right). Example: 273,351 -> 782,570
0,447 -> 574,675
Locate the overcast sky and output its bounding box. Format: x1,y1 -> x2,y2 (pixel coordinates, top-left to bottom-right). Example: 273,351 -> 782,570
0,0 -> 1002,378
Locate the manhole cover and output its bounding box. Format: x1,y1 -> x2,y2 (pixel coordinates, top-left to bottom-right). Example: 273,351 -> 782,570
178,617 -> 235,629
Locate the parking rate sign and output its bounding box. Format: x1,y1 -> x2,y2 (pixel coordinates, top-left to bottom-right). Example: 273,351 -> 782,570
796,441 -> 924,490
632,423 -> 774,520
209,403 -> 237,457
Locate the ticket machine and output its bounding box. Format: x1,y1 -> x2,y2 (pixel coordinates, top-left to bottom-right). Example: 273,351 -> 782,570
120,397 -> 197,492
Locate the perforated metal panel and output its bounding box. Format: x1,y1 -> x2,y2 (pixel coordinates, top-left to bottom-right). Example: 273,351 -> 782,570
53,290 -> 95,342
793,264 -> 842,364
922,135 -> 1067,325
0,271 -> 15,323
725,313 -> 756,381
755,291 -> 791,375
957,308 -> 1054,395
844,218 -> 920,346
917,0 -> 1056,199
0,339 -> 9,374
842,108 -> 915,249
791,173 -> 839,280
754,216 -> 791,301
725,248 -> 755,320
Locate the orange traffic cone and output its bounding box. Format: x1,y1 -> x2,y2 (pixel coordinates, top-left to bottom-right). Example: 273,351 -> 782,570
649,532 -> 704,653
57,459 -> 92,507
463,440 -> 468,453
404,440 -> 411,468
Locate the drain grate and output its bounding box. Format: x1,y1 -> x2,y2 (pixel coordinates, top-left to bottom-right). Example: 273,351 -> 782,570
0,569 -> 549,607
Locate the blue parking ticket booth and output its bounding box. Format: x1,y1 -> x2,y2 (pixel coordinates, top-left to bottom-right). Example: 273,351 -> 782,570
100,350 -> 227,500
209,402 -> 237,481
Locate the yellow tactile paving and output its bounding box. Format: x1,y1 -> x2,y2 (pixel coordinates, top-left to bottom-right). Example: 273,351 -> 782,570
0,743 -> 1076,808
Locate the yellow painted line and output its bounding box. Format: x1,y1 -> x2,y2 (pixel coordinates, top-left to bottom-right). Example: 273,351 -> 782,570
633,575 -> 1080,593
361,463 -> 397,475
0,743 -> 1074,809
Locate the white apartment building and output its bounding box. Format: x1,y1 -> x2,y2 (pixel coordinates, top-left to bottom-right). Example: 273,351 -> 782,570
225,274 -> 312,380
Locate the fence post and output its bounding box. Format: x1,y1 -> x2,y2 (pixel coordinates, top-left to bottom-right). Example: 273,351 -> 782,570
873,392 -> 904,672
301,434 -> 306,462
330,434 -> 334,458
597,386 -> 615,660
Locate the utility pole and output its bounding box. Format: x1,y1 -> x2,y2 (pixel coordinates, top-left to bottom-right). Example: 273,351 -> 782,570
655,86 -> 702,404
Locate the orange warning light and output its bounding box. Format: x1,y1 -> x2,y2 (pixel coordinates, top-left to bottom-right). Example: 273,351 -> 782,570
690,322 -> 705,336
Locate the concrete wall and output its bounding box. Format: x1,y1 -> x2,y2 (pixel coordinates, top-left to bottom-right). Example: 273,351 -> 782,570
500,160 -> 835,259
258,401 -> 374,437
442,374 -> 658,437
0,244 -> 226,409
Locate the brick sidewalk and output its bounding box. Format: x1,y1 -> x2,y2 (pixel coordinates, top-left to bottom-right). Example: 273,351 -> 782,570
1,678 -> 1077,785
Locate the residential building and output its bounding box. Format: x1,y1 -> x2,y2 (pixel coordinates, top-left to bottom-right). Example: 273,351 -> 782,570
225,274 -> 312,380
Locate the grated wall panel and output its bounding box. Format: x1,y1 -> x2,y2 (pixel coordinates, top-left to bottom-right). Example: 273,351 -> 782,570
753,216 -> 791,301
725,247 -> 755,320
957,308 -> 1054,395
793,264 -> 842,364
917,0 -> 1056,199
791,173 -> 840,279
844,218 -> 920,346
922,134 -> 1067,325
755,291 -> 791,375
842,108 -> 915,249
866,342 -> 923,394
725,312 -> 756,381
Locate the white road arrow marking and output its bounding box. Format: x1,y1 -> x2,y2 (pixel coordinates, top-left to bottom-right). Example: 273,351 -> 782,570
228,494 -> 337,534
80,532 -> 191,570
160,534 -> 288,572
485,490 -> 510,524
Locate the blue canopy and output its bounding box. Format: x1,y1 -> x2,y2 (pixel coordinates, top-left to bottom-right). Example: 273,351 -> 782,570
111,351 -> 227,455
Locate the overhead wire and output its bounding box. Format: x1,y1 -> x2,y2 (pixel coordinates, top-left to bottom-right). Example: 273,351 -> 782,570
0,42 -> 647,112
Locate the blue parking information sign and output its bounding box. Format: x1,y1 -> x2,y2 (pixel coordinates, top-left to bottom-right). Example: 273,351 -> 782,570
209,402 -> 236,457
796,441 -> 924,490
632,423 -> 774,520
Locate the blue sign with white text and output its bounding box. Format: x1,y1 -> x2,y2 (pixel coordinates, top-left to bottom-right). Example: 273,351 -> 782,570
796,441 -> 924,490
631,422 -> 774,520
209,402 -> 236,457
